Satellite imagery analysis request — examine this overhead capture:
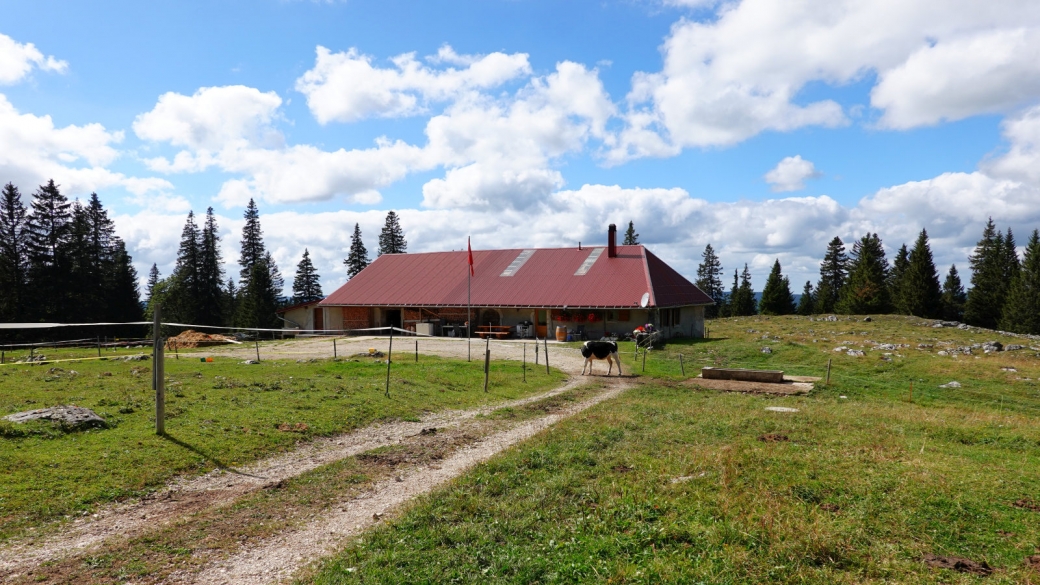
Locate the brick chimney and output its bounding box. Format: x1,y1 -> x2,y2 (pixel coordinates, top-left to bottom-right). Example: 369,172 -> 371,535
607,224 -> 617,258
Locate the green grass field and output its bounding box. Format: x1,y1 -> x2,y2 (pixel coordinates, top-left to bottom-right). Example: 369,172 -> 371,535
309,315 -> 1040,584
0,348 -> 565,542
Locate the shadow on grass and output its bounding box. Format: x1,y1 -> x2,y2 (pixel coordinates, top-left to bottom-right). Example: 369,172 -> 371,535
160,433 -> 266,479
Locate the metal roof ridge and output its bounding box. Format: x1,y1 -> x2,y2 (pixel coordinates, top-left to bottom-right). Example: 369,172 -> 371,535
639,245 -> 656,308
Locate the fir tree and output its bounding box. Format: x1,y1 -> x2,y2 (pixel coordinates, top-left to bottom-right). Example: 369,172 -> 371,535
0,183 -> 28,321
758,259 -> 796,315
196,208 -> 225,326
107,238 -> 142,324
720,268 -> 739,318
814,236 -> 847,313
292,249 -> 323,303
234,200 -> 283,327
695,243 -> 724,318
1000,229 -> 1040,334
731,264 -> 757,316
24,179 -> 73,320
237,254 -> 280,328
146,264 -> 161,303
940,264 -> 967,322
344,223 -> 369,278
170,211 -> 202,324
239,198 -> 264,285
623,221 -> 639,245
836,233 -> 890,315
223,278 -> 238,327
797,281 -> 815,315
964,219 -> 1007,328
889,243 -> 909,313
899,229 -> 942,318
377,211 -> 407,256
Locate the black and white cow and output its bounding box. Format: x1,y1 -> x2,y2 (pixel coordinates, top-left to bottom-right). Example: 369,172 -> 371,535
580,341 -> 622,376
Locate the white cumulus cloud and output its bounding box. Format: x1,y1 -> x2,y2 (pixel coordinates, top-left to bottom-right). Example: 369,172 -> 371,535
0,33 -> 67,85
0,94 -> 171,196
295,45 -> 531,124
608,0 -> 1040,161
764,155 -> 821,192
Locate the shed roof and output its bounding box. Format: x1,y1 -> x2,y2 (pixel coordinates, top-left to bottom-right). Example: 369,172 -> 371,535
320,245 -> 714,309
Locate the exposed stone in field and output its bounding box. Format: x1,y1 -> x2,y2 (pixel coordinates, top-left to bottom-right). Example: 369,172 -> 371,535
846,350 -> 865,357
3,405 -> 107,429
760,347 -> 772,354
939,381 -> 962,388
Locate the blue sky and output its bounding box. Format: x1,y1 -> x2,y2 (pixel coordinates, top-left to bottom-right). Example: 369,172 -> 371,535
2,0 -> 1040,294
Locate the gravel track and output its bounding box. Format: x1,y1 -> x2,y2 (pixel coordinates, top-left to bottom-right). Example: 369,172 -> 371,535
0,336 -> 632,581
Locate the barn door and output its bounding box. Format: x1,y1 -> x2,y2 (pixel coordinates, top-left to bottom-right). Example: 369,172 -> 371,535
313,308 -> 324,331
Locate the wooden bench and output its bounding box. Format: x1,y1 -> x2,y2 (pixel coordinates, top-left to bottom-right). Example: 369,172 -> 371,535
476,325 -> 512,339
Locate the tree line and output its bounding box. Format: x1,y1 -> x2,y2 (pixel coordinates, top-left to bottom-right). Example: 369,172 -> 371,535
0,177 -> 412,335
695,219 -> 1040,334
0,181 -> 142,337
151,204 -> 409,329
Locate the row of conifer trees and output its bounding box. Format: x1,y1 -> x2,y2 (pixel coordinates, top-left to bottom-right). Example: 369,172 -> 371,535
694,220 -> 1040,334
0,178 -> 412,336
0,181 -> 142,335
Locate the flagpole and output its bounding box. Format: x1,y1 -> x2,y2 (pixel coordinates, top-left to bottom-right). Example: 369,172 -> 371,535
467,236 -> 472,362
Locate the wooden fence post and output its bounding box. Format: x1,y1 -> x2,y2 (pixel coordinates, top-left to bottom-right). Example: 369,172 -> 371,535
415,338 -> 418,363
642,348 -> 647,373
523,343 -> 527,383
153,304 -> 165,435
333,338 -> 337,359
385,327 -> 394,398
543,335 -> 549,374
483,347 -> 490,393
679,353 -> 685,376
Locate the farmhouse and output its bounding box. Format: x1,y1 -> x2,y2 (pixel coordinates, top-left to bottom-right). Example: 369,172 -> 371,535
310,225 -> 714,340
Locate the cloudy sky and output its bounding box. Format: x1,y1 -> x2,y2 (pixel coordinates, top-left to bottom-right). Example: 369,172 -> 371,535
3,0 -> 1040,295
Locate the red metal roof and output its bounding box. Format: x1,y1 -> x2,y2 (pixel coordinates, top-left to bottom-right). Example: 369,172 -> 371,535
320,244 -> 714,309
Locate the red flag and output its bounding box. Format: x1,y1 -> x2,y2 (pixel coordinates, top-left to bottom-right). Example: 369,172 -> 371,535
467,237 -> 475,276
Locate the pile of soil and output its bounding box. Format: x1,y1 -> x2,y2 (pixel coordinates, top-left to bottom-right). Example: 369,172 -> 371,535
167,330 -> 236,349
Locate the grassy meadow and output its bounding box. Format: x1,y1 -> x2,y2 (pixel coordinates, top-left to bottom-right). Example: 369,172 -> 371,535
309,315 -> 1040,584
0,347 -> 565,542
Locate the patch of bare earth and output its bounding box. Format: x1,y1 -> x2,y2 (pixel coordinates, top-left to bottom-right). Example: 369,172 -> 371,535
0,372 -> 631,583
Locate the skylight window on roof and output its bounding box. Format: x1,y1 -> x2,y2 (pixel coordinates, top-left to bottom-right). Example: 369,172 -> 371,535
574,247 -> 604,276
500,249 -> 536,276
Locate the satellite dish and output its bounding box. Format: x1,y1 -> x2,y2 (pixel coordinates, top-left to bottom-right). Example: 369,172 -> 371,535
639,292 -> 650,308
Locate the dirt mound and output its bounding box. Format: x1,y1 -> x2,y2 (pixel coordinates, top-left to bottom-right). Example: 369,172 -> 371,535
923,553 -> 992,575
167,330 -> 236,349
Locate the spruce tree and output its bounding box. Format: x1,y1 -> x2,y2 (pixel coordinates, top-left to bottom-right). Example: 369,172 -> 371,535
239,199 -> 264,285
170,211 -> 202,324
720,268 -> 739,318
197,208 -> 225,326
814,236 -> 847,313
836,233 -> 890,315
695,243 -> 724,318
1000,229 -> 1040,334
24,179 -> 73,320
292,249 -> 323,303
899,229 -> 942,318
758,259 -> 796,315
889,243 -> 909,313
940,265 -> 967,322
964,219 -> 1006,328
797,281 -> 815,315
344,223 -> 369,278
235,200 -> 283,328
377,211 -> 407,256
623,221 -> 639,245
0,183 -> 28,321
107,238 -> 142,324
731,264 -> 757,316
223,278 -> 238,326
146,264 -> 161,303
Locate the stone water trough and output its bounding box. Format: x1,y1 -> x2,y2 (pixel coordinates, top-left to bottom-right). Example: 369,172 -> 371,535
701,367 -> 785,384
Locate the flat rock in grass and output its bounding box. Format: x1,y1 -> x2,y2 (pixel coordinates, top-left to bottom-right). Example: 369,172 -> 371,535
765,406 -> 799,413
3,405 -> 106,430
846,350 -> 865,357
939,381 -> 962,388
1005,344 -> 1026,351
923,553 -> 992,576
240,359 -> 259,365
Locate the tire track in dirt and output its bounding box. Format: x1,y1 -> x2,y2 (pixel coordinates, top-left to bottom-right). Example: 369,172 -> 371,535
178,377 -> 633,585
0,374 -> 603,577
